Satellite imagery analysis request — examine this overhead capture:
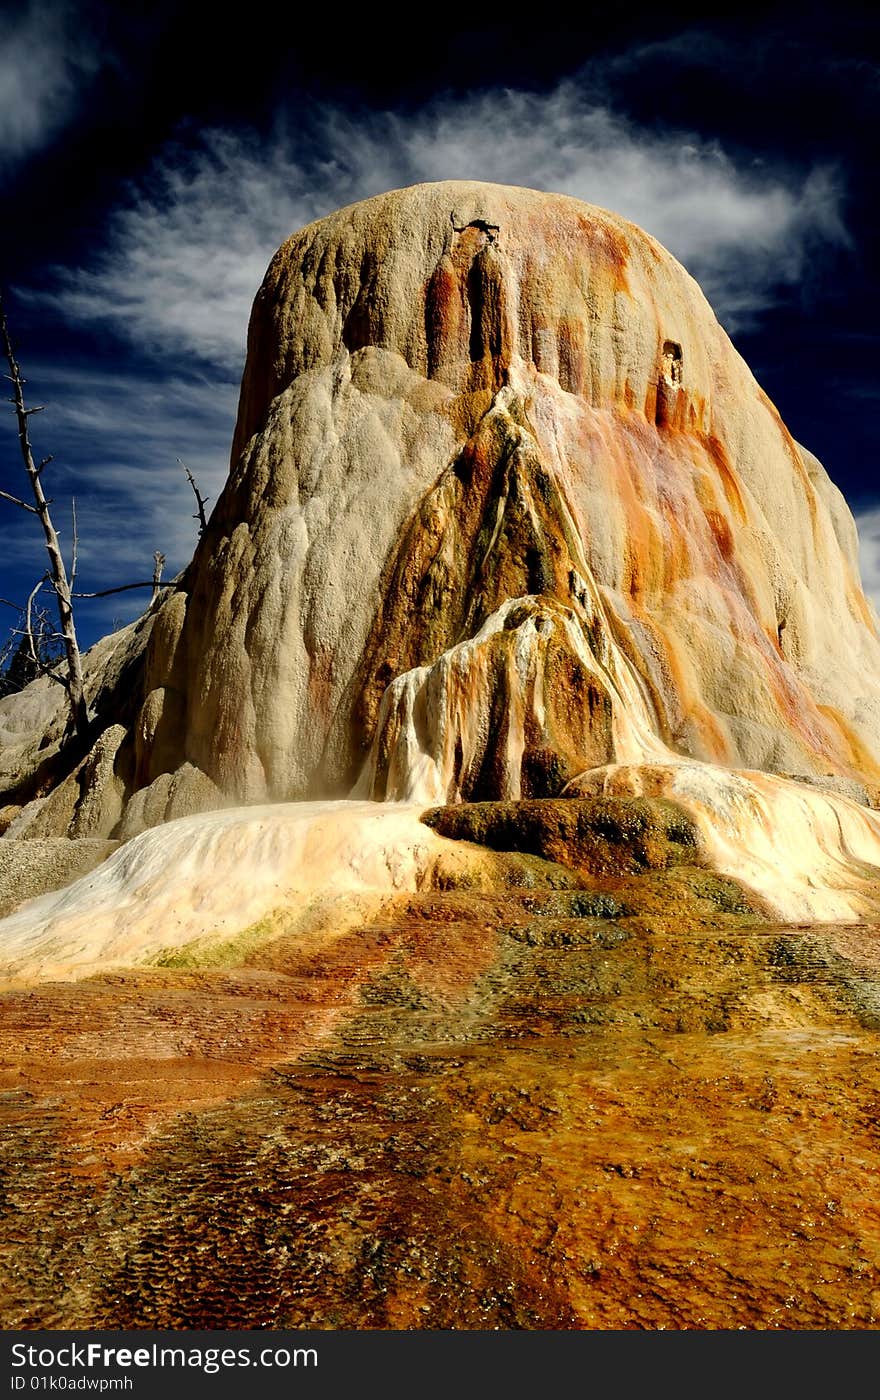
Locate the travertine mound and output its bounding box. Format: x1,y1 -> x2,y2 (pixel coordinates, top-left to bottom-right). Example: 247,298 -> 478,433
7,186 -> 880,1336
152,180 -> 880,806
0,801 -> 587,984
2,180 -> 880,848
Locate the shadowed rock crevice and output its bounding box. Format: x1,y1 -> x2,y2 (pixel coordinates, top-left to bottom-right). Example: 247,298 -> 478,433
333,387 -> 638,799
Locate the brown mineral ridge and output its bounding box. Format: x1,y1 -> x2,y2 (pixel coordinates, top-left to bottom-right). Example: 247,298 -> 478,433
2,809 -> 880,1330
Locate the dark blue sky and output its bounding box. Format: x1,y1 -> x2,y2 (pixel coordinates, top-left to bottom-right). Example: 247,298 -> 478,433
1,0 -> 879,649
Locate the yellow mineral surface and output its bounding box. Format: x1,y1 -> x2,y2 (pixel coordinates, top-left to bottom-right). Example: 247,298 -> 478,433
3,183 -> 880,1330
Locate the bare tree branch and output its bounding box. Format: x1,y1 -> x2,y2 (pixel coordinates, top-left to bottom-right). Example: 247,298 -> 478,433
0,486 -> 39,514
69,499 -> 78,594
178,458 -> 208,535
9,624 -> 67,643
71,581 -> 165,599
24,576 -> 44,672
21,576 -> 68,690
0,291 -> 88,735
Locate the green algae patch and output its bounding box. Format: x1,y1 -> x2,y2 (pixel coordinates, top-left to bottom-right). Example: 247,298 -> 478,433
432,843 -> 589,894
147,913 -> 288,971
423,798 -> 769,929
423,797 -> 701,877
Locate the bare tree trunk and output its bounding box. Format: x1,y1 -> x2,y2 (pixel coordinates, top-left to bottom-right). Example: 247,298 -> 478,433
178,458 -> 209,535
0,294 -> 89,739
152,550 -> 166,600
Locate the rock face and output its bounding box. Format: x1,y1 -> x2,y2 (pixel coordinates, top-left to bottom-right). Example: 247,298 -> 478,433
3,180 -> 880,855
0,836 -> 118,917
149,180 -> 880,806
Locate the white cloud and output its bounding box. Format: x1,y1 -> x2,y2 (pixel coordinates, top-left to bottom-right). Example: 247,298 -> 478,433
37,85 -> 850,372
0,2 -> 99,167
6,81 -> 856,649
0,360 -> 236,643
43,130 -> 320,372
855,508 -> 880,616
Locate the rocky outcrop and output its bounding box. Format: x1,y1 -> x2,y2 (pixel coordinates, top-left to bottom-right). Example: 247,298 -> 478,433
2,180 -> 880,874
0,603 -> 222,843
7,724 -> 129,840
138,181 -> 880,809
0,836 -> 118,917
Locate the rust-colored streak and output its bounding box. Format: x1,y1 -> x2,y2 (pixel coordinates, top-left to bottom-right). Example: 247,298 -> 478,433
700,434 -> 748,523
654,381 -> 685,431
557,318 -> 588,397
307,644 -> 335,728
817,704 -> 880,781
425,254 -> 466,380
576,214 -> 632,295
706,509 -> 735,562
467,241 -> 510,369
845,569 -> 877,632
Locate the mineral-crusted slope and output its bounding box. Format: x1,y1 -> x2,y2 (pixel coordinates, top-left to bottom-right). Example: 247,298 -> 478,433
154,180 -> 880,805
4,180 -> 880,926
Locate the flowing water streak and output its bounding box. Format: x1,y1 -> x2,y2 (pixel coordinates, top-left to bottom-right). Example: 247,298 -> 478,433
571,761 -> 880,922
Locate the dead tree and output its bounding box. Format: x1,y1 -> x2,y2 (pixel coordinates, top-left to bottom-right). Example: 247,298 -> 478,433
0,294 -> 166,730
0,593 -> 63,698
152,550 -> 166,600
0,292 -> 90,738
178,458 -> 209,536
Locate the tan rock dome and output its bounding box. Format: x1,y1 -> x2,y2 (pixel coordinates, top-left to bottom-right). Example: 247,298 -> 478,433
4,180 -> 880,839
167,180 -> 880,806
7,181 -> 880,951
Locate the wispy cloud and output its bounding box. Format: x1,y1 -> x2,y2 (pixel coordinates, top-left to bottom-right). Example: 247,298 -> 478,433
855,509 -> 880,616
358,89 -> 847,327
0,359 -> 235,643
0,1 -> 100,169
41,130 -> 315,371
4,78 -> 855,650
38,84 -> 850,374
